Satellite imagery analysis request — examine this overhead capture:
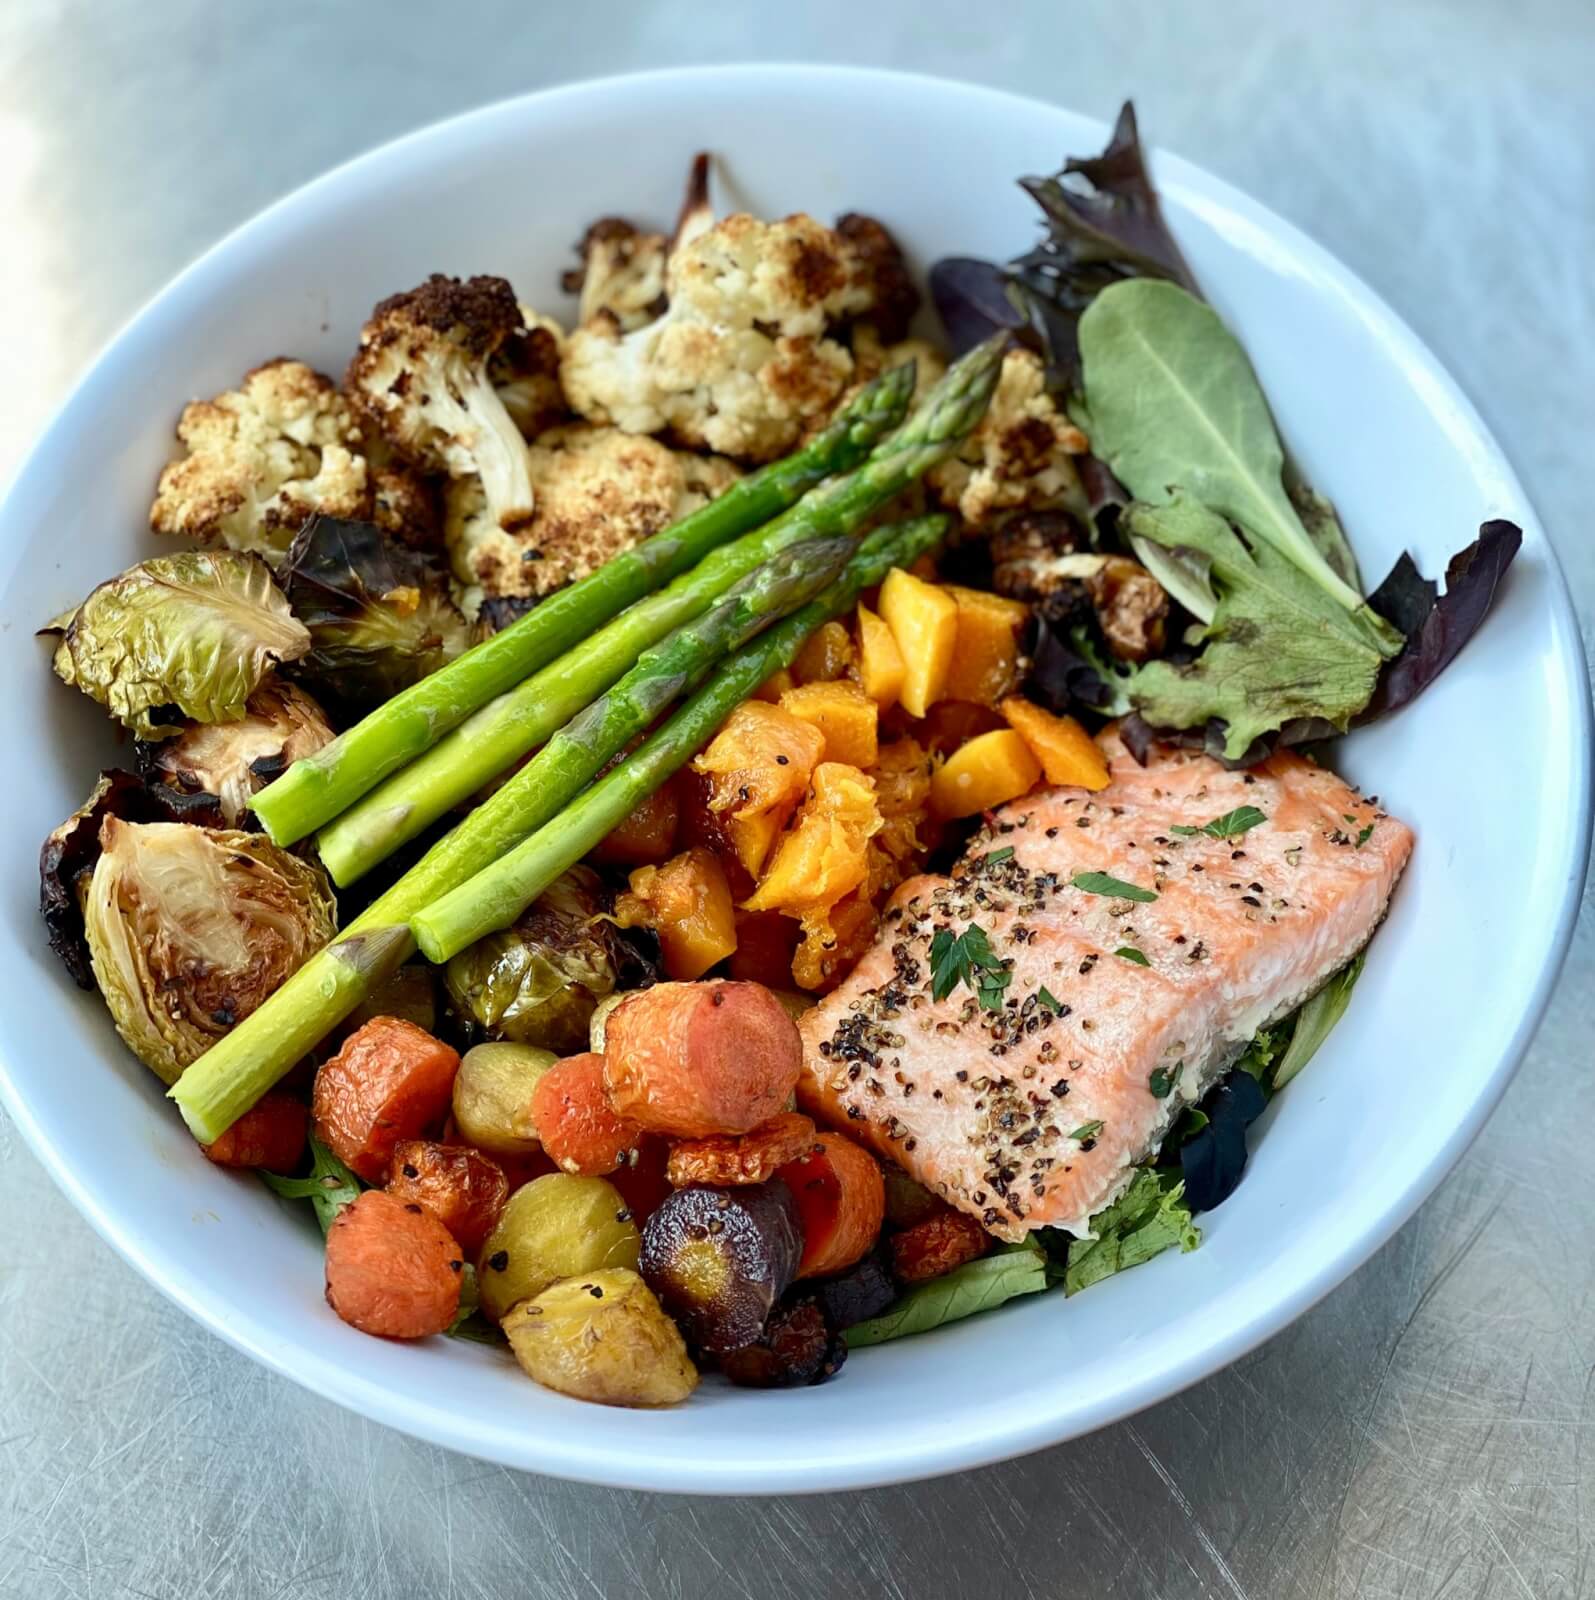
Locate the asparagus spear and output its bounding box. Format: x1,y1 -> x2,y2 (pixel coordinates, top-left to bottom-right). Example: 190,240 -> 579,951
170,522 -> 919,1146
316,337 -> 1004,885
411,514 -> 951,961
249,364 -> 916,848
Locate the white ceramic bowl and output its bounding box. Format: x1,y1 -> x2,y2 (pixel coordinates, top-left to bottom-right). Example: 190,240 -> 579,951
0,66 -> 1587,1493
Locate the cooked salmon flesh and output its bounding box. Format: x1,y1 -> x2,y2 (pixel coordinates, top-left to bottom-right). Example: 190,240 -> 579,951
798,730 -> 1413,1240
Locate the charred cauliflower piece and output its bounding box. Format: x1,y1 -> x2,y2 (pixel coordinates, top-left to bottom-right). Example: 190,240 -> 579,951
562,210 -> 910,463
926,347 -> 1091,528
446,424 -> 739,601
150,359 -> 370,563
492,310 -> 569,440
346,275 -> 535,533
563,219 -> 670,332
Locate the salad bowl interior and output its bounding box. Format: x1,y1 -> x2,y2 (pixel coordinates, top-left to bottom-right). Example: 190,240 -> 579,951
0,65 -> 1586,1493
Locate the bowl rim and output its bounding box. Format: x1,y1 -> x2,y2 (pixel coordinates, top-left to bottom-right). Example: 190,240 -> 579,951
1,62 -> 1589,1493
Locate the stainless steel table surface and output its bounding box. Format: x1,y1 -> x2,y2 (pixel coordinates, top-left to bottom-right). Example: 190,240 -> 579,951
2,3 -> 1592,1596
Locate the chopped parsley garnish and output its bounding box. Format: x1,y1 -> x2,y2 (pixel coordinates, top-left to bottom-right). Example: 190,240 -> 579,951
928,922 -> 1014,1012
1148,1063 -> 1182,1098
1037,986 -> 1064,1015
1114,946 -> 1151,966
982,846 -> 1015,868
1170,805 -> 1268,840
1355,823 -> 1374,848
1069,1120 -> 1104,1143
1071,871 -> 1158,903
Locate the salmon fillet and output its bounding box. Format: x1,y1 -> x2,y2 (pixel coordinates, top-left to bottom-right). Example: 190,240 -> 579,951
798,730 -> 1413,1240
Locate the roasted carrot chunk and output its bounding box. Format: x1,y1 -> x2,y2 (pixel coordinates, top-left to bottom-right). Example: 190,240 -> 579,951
324,1189 -> 463,1339
531,1052 -> 644,1176
666,1112 -> 819,1188
604,980 -> 802,1138
890,1208 -> 991,1283
386,1139 -> 510,1255
777,1131 -> 886,1278
200,1091 -> 307,1173
312,1017 -> 461,1184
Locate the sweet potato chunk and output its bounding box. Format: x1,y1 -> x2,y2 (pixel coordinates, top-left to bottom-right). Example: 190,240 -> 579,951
324,1189 -> 463,1339
614,846 -> 737,980
313,1017 -> 461,1184
941,585 -> 1030,706
604,980 -> 802,1137
779,679 -> 879,769
929,728 -> 1042,819
692,701 -> 824,876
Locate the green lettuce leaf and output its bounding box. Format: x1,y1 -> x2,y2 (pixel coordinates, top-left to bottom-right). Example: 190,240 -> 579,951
260,1135 -> 362,1235
1272,952 -> 1364,1089
844,1240 -> 1049,1348
1057,1169 -> 1200,1296
1120,495 -> 1388,759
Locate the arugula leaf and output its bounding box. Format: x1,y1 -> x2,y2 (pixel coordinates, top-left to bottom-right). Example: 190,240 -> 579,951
260,1135 -> 363,1236
1114,946 -> 1150,966
1169,806 -> 1268,840
929,923 -> 1014,1011
1071,871 -> 1157,903
1076,279 -> 1402,655
1272,952 -> 1364,1089
845,1241 -> 1049,1347
1056,1170 -> 1200,1296
1118,495 -> 1390,760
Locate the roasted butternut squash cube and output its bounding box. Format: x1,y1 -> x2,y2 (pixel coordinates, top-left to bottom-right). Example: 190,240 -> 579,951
855,603 -> 906,711
589,780 -> 679,866
929,729 -> 1043,819
792,621 -> 856,686
941,586 -> 1031,707
752,667 -> 796,704
1000,696 -> 1110,790
792,891 -> 881,993
878,569 -> 958,717
779,680 -> 879,769
745,763 -> 881,916
615,847 -> 738,981
692,702 -> 825,877
916,698 -> 1005,756
869,737 -> 933,869
728,910 -> 801,988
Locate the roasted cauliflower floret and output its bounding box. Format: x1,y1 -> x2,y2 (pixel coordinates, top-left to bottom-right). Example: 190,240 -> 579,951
445,424 -> 740,600
491,309 -> 569,439
150,359 -> 370,562
561,211 -> 912,464
849,324 -> 947,405
563,219 -> 670,332
345,274 -> 535,533
926,347 -> 1090,528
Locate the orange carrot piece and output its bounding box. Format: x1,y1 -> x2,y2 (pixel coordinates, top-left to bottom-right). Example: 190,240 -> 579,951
603,981 -> 801,1138
778,1131 -> 886,1278
312,1017 -> 461,1184
890,1208 -> 990,1283
324,1190 -> 463,1339
665,1112 -> 819,1188
201,1091 -> 307,1173
530,1052 -> 644,1177
386,1139 -> 510,1255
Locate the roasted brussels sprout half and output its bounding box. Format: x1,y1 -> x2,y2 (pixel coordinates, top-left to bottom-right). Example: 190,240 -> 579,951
45,551 -> 310,738
339,961 -> 440,1040
639,1180 -> 801,1354
476,1173 -> 640,1323
718,1295 -> 847,1388
279,516 -> 469,719
452,1041 -> 557,1157
443,866 -> 621,1053
137,679 -> 333,825
83,818 -> 337,1083
502,1268 -> 698,1407
39,769 -> 226,987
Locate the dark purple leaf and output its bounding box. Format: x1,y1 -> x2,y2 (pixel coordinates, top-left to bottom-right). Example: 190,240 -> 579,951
1365,520 -> 1521,716
927,257 -> 1024,357
1031,624 -> 1114,713
1179,1068 -> 1267,1211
